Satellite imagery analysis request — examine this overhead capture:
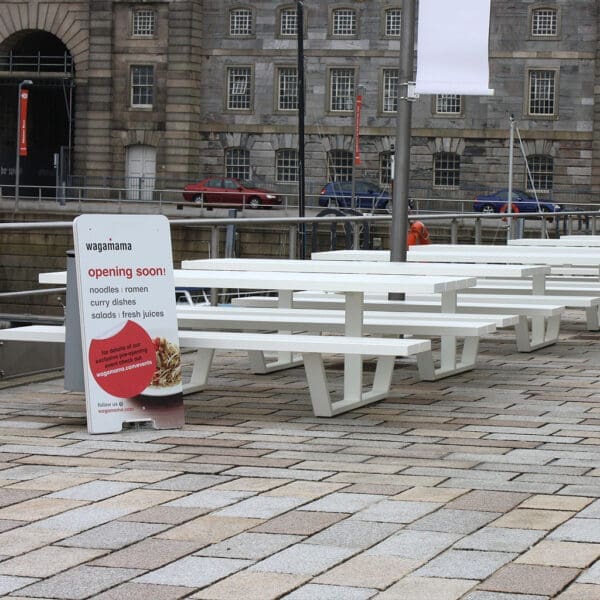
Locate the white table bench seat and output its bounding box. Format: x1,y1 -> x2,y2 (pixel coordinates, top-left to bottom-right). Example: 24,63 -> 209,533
177,305 -> 508,381
0,325 -> 431,417
232,294 -> 563,353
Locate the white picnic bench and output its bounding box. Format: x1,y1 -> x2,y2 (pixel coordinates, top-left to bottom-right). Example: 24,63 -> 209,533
307,251 -> 564,351
405,245 -> 600,330
0,324 -> 431,417
176,304 -> 513,381
179,259 -> 510,378
35,266 -> 478,417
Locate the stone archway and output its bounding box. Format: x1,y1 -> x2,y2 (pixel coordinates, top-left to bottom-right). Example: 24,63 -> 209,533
0,30 -> 76,196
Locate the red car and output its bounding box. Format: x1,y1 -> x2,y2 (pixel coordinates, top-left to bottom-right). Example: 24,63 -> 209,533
182,177 -> 282,208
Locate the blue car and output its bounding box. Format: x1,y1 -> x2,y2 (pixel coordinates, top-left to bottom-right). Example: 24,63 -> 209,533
318,180 -> 391,211
473,189 -> 562,214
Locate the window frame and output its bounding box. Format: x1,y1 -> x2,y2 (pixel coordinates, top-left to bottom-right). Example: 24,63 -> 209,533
379,152 -> 394,185
327,149 -> 353,182
526,154 -> 554,192
433,94 -> 463,117
330,7 -> 358,38
131,9 -> 156,38
327,66 -> 356,114
433,151 -> 461,189
228,6 -> 255,38
225,147 -> 251,180
130,64 -> 154,109
276,149 -> 299,183
529,5 -> 560,40
226,65 -> 253,112
383,7 -> 402,38
275,65 -> 299,112
381,68 -> 399,114
526,68 -> 558,118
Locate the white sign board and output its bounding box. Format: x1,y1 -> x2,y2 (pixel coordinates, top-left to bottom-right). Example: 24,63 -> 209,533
73,215 -> 184,434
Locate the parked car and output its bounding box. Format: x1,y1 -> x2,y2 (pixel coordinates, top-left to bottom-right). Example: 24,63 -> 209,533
182,178 -> 282,208
473,189 -> 562,214
318,180 -> 392,211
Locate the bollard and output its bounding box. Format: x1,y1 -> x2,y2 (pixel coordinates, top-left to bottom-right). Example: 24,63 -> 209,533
64,250 -> 84,392
450,218 -> 458,244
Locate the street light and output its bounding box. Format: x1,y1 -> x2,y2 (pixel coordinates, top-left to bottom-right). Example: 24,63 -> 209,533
295,0 -> 306,258
14,79 -> 33,212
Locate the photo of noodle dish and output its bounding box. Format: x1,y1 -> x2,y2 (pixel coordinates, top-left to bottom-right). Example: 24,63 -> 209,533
144,336 -> 182,396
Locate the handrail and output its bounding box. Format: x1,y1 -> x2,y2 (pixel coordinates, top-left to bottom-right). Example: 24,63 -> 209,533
0,210 -> 597,230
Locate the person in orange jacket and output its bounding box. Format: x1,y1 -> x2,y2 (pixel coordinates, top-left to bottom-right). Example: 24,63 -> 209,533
407,221 -> 431,247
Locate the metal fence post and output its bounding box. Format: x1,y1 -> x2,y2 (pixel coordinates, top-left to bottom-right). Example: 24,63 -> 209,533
450,218 -> 458,244
210,226 -> 220,305
289,224 -> 297,259
474,218 -> 481,244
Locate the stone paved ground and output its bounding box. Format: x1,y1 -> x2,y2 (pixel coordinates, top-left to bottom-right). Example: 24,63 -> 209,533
0,311 -> 599,599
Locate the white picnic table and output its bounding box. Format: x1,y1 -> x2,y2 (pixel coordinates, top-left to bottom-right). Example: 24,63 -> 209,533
308,250 -> 550,294
40,266 -> 477,415
408,244 -> 600,273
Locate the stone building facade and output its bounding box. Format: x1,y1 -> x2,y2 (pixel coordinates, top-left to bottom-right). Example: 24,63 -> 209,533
0,0 -> 598,207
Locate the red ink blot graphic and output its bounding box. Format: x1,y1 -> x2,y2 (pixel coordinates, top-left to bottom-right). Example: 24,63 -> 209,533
88,320 -> 156,398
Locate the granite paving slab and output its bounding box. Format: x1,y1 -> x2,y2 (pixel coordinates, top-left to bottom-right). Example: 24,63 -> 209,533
0,321 -> 599,598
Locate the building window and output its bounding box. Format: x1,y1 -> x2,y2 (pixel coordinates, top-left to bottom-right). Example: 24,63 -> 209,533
225,148 -> 250,180
279,7 -> 297,36
227,66 -> 252,110
332,8 -> 357,36
531,7 -> 558,37
329,68 -> 355,112
527,154 -> 553,191
433,152 -> 460,188
132,10 -> 155,37
435,94 -> 462,115
276,149 -> 299,182
384,8 -> 402,37
327,150 -> 353,181
382,69 -> 398,113
229,8 -> 253,36
130,65 -> 154,107
277,67 -> 298,111
528,70 -> 556,116
380,152 -> 393,185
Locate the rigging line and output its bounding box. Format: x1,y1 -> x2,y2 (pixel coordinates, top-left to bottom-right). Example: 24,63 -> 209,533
514,121 -> 550,239
514,122 -> 540,209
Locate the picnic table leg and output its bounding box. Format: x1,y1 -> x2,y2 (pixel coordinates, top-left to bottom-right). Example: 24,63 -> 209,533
440,289 -> 458,371
344,292 -> 364,404
185,348 -> 215,393
247,290 -> 303,373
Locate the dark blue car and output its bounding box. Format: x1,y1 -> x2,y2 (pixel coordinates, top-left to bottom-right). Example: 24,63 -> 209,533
318,180 -> 391,211
473,189 -> 562,214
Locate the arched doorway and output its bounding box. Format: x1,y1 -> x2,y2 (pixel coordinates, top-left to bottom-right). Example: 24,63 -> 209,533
0,30 -> 74,198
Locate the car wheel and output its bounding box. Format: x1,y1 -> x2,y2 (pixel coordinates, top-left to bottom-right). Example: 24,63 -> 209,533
192,194 -> 203,204
248,197 -> 262,209
481,204 -> 496,214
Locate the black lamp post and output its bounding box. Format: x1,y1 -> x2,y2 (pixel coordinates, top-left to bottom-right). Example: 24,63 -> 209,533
296,0 -> 306,258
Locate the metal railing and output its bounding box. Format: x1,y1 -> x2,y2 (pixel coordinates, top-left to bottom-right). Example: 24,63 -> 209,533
0,53 -> 74,74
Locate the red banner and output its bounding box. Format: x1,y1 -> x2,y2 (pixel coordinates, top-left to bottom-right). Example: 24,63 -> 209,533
354,95 -> 362,165
18,89 -> 29,157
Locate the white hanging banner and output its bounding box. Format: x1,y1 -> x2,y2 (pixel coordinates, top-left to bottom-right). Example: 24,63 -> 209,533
415,0 -> 494,96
